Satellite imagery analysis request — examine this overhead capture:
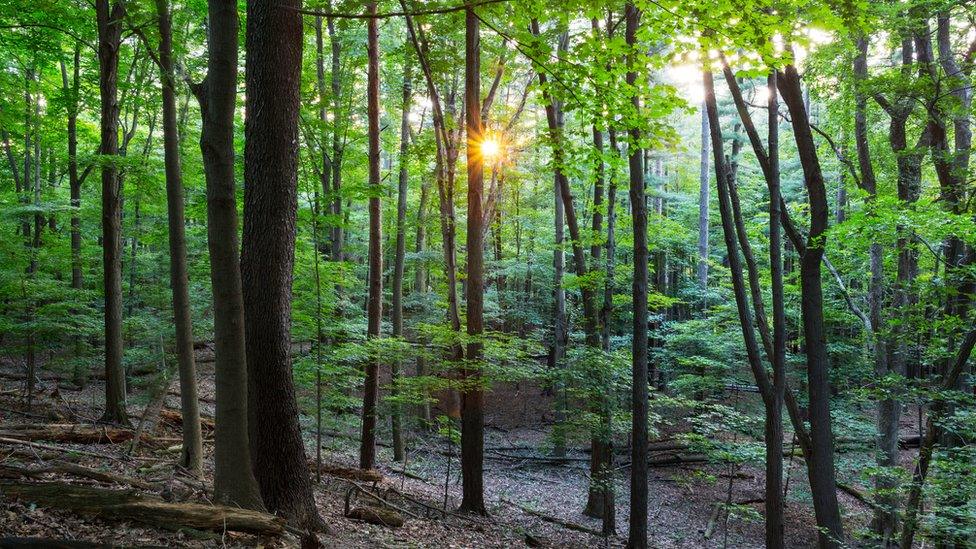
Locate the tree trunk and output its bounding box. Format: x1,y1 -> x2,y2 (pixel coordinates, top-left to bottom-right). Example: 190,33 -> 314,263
602,128 -> 619,350
155,0 -> 203,478
529,19 -> 608,522
62,46 -> 83,295
390,55 -> 412,464
459,3 -> 486,515
704,68 -> 780,548
241,0 -> 320,529
360,0 -> 383,471
625,5 -> 648,547
696,103 -> 709,291
778,63 -> 845,549
190,0 -> 263,511
551,155 -> 567,458
764,72 -> 786,549
96,0 -> 128,425
327,16 -> 344,262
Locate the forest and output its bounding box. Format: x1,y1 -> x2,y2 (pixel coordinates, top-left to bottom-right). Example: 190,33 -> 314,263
0,0 -> 973,547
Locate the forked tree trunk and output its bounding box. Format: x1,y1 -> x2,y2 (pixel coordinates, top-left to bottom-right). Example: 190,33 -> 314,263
95,0 -> 129,425
190,0 -> 263,511
459,3 -> 486,515
778,63 -> 845,549
241,0 -> 321,530
360,0 -> 383,471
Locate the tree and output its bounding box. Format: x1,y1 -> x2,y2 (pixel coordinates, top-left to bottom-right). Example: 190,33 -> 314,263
154,0 -> 203,478
95,0 -> 128,425
459,0 -> 486,515
778,61 -> 845,548
360,0 -> 382,471
625,3 -> 648,547
390,52 -> 413,463
241,0 -> 321,530
189,0 -> 263,510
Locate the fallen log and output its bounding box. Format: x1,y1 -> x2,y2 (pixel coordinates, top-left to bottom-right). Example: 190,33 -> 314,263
158,409 -> 215,432
500,498 -> 603,538
0,462 -> 154,490
345,506 -> 404,528
0,437 -> 118,460
0,481 -> 284,535
310,462 -> 383,483
0,424 -> 152,445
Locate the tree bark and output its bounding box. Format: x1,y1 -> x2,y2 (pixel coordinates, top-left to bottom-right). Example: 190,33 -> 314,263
763,72 -> 786,549
625,5 -> 648,547
778,63 -> 845,549
704,67 -> 782,548
241,0 -> 320,529
360,0 -> 383,471
190,0 -> 263,511
95,0 -> 128,425
155,0 -> 203,478
459,2 -> 486,515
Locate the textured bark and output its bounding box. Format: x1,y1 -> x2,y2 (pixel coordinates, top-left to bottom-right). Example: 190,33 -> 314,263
241,0 -> 320,529
95,0 -> 128,425
155,0 -> 203,478
360,0 -> 383,471
625,5 -> 647,547
390,56 -> 412,463
191,0 -> 263,511
459,3 -> 486,514
778,63 -> 845,549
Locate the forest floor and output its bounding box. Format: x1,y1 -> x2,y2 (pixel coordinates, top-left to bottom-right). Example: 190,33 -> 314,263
0,349 -> 892,548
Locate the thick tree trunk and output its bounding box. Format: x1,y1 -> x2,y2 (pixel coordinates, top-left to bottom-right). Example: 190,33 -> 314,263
390,56 -> 413,464
360,0 -> 383,471
459,3 -> 486,515
191,0 -> 263,511
155,0 -> 203,478
96,0 -> 128,425
241,0 -> 320,529
778,63 -> 845,549
625,5 -> 648,547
